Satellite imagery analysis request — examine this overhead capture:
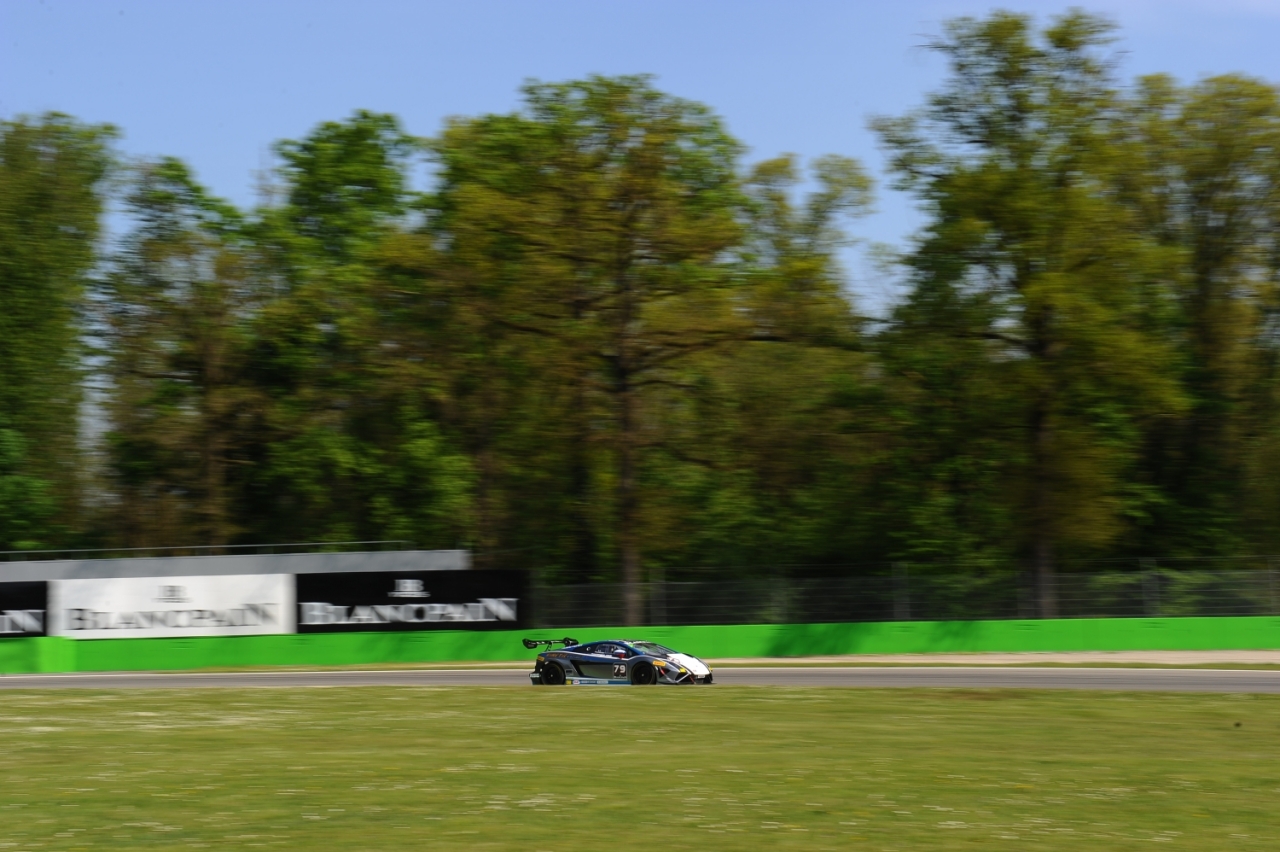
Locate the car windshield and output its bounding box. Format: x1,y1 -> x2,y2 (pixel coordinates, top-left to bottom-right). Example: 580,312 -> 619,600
631,642 -> 676,656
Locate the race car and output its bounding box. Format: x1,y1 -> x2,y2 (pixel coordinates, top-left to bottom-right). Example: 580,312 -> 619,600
523,637 -> 713,685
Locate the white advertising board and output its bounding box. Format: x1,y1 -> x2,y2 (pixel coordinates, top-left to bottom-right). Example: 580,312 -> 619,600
50,574 -> 294,639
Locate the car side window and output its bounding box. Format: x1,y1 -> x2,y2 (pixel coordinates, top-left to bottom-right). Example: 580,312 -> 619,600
577,643 -> 598,655
594,644 -> 616,656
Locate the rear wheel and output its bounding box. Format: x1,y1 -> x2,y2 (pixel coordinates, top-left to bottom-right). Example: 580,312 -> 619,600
630,661 -> 656,685
539,663 -> 567,686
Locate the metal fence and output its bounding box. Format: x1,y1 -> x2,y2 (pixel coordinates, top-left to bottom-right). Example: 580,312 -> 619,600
0,540 -> 416,562
532,567 -> 1280,627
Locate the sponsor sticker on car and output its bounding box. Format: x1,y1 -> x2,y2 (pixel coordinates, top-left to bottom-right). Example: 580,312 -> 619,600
566,677 -> 630,686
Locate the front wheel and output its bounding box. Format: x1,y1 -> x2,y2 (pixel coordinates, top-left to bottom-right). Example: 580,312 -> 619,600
540,663 -> 567,686
630,661 -> 656,685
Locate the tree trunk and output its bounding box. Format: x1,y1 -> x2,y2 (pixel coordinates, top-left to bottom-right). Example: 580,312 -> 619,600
566,279 -> 596,584
473,422 -> 499,570
472,330 -> 501,570
618,368 -> 642,626
615,257 -> 642,627
566,380 -> 597,584
1029,395 -> 1057,618
201,408 -> 227,551
197,285 -> 231,553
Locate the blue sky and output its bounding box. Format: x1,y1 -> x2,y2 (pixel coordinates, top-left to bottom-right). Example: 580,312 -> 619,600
5,0 -> 1279,309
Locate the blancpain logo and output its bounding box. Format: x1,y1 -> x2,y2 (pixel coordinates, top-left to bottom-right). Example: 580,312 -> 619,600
300,598 -> 517,625
155,585 -> 192,603
0,609 -> 44,634
388,579 -> 430,598
64,604 -> 279,631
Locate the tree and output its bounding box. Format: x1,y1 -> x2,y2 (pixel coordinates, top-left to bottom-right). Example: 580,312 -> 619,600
431,76 -> 745,621
874,11 -> 1186,614
643,154 -> 877,571
98,159 -> 253,548
869,292 -> 1024,573
0,114 -> 113,545
1116,74 -> 1280,555
240,112 -> 475,548
740,153 -> 873,344
0,423 -> 56,551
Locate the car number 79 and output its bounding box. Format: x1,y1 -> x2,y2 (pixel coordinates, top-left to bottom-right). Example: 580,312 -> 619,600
613,663 -> 627,678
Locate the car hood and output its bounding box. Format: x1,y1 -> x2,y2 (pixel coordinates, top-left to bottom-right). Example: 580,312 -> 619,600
666,652 -> 709,676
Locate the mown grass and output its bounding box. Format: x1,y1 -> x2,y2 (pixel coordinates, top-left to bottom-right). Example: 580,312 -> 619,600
2,687 -> 1277,850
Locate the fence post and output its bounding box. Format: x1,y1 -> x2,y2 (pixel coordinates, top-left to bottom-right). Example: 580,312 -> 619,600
529,583 -> 541,629
1141,559 -> 1159,617
651,579 -> 667,627
1270,558 -> 1278,616
771,566 -> 787,625
893,563 -> 911,621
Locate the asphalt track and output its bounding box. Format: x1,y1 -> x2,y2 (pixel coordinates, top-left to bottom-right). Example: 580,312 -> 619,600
2,666 -> 1279,692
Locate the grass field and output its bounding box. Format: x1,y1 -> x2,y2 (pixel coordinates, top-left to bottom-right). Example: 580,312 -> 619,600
3,687 -> 1277,850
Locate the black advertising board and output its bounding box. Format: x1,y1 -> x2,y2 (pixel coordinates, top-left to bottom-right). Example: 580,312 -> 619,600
0,581 -> 48,637
295,570 -> 529,633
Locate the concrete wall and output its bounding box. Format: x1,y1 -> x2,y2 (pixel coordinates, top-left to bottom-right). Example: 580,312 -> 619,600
0,549 -> 469,582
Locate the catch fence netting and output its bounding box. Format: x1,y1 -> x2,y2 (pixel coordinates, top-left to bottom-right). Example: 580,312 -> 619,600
531,561 -> 1280,627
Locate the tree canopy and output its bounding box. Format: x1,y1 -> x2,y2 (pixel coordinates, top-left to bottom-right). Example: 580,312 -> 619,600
4,12 -> 1280,623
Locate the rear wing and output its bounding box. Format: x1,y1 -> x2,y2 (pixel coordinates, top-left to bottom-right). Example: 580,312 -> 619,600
522,637 -> 580,650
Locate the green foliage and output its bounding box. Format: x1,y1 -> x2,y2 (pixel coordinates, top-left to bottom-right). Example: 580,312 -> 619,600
1114,73 -> 1280,555
874,11 -> 1191,609
428,76 -> 752,599
235,112 -> 473,549
0,424 -> 56,550
274,110 -> 420,262
9,20 -> 1280,591
97,158 -> 253,547
0,114 -> 114,540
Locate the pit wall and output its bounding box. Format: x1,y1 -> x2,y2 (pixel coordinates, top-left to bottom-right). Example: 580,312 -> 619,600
2,615 -> 1279,675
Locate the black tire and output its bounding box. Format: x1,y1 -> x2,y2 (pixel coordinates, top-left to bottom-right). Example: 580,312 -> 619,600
539,662 -> 567,686
630,661 -> 656,686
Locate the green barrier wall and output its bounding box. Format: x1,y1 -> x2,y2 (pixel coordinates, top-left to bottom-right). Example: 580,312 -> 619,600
0,635 -> 74,674
3,615 -> 1279,674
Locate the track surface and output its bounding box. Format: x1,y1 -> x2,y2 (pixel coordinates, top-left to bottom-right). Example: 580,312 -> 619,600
2,666 -> 1279,692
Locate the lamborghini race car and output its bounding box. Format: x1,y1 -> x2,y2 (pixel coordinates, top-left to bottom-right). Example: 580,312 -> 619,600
524,637 -> 713,685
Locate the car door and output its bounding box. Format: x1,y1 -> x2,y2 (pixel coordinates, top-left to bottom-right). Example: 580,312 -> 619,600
577,643 -> 627,679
